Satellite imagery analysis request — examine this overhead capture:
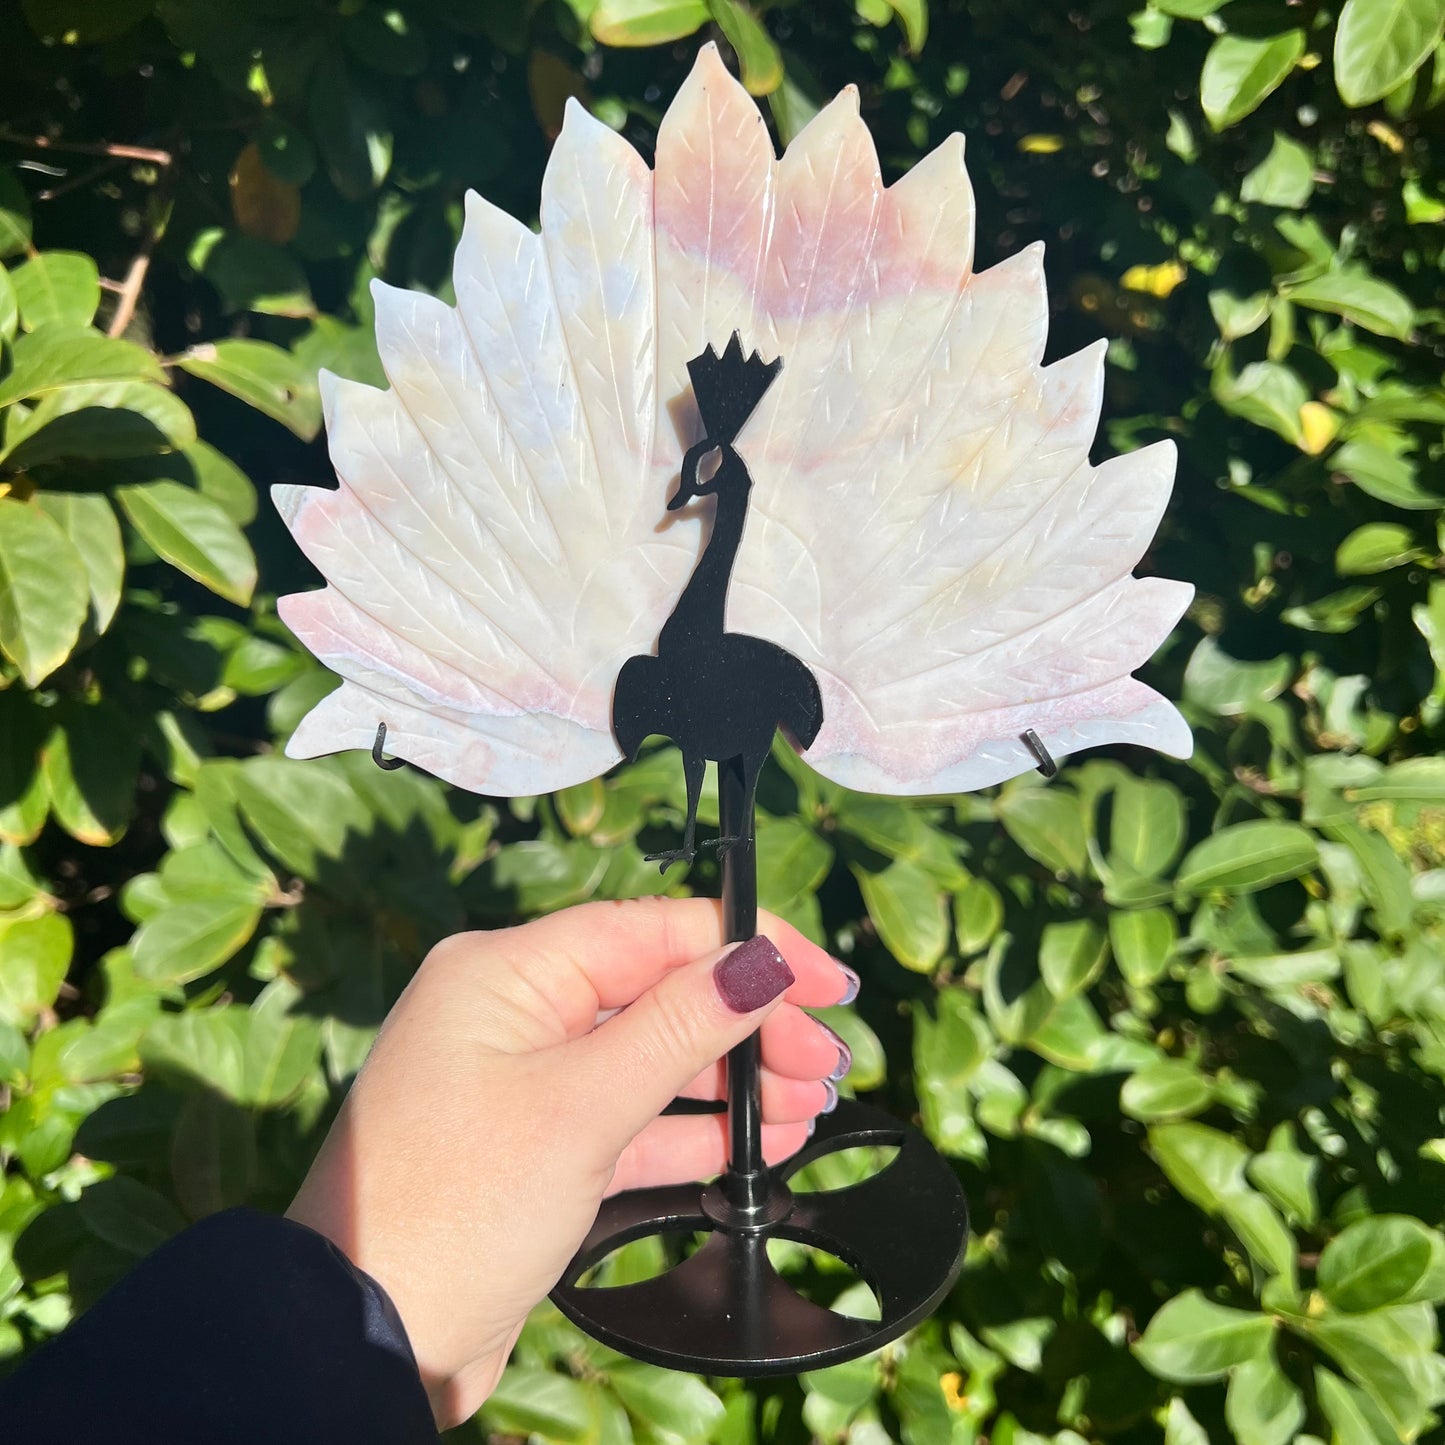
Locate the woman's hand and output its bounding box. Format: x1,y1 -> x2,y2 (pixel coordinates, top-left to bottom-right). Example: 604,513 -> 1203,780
286,897 -> 856,1427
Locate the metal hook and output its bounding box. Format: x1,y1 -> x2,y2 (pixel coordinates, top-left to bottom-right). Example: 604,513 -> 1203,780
1021,729 -> 1057,779
372,721 -> 405,771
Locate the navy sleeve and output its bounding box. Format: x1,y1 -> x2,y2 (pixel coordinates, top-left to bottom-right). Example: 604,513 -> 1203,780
0,1206 -> 438,1445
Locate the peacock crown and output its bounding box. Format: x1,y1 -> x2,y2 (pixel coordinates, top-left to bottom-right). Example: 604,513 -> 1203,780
686,333 -> 782,446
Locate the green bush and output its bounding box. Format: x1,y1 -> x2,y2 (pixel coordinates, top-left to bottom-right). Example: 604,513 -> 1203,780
2,0 -> 1445,1440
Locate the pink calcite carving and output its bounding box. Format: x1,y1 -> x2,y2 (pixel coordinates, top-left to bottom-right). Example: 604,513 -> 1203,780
275,44 -> 1193,797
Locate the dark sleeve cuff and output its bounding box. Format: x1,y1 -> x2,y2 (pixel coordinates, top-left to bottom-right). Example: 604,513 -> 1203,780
0,1206 -> 438,1445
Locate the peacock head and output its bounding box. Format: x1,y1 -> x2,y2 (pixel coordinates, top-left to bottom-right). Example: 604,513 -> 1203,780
667,438 -> 739,511
668,335 -> 781,511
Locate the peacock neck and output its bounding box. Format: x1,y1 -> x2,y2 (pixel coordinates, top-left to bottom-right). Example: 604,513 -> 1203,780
660,481 -> 749,649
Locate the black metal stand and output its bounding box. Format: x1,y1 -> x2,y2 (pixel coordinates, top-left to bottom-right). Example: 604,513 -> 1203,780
550,758 -> 970,1375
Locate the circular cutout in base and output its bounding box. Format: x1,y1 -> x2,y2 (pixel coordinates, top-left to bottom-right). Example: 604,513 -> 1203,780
550,1097 -> 968,1376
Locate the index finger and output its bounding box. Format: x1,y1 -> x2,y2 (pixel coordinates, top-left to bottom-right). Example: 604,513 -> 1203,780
436,897 -> 850,1042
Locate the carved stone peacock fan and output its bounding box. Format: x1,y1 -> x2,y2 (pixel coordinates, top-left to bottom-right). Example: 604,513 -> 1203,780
274,44 -> 1193,804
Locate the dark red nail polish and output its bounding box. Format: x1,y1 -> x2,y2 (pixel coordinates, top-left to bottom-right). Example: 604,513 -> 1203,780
714,935 -> 794,1014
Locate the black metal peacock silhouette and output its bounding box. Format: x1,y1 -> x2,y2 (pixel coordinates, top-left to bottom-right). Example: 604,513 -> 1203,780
612,336 -> 822,870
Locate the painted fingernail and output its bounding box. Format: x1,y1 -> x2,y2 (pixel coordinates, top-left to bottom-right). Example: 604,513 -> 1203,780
817,1020 -> 852,1080
822,1078 -> 839,1114
806,1116 -> 818,1139
835,961 -> 860,1006
714,935 -> 794,1014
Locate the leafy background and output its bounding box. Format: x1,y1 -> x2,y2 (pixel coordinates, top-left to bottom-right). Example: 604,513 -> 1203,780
2,0 -> 1445,1441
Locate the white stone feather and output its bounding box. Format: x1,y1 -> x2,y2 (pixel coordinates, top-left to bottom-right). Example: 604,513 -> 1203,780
277,44 -> 1192,797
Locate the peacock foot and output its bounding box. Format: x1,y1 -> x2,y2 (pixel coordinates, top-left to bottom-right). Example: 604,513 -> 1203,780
644,847 -> 696,874
701,835 -> 751,858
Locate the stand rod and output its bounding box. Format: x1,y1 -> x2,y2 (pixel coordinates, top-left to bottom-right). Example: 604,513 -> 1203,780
719,756 -> 766,1213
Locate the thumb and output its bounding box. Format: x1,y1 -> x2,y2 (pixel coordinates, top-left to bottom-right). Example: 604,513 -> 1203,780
573,935 -> 794,1160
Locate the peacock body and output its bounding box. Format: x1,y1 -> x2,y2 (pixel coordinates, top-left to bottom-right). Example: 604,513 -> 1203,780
275,44 -> 1193,803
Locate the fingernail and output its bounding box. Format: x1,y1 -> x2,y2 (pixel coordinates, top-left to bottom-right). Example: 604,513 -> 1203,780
806,1116 -> 818,1139
714,935 -> 794,1014
835,961 -> 860,1006
822,1078 -> 839,1114
817,1020 -> 852,1080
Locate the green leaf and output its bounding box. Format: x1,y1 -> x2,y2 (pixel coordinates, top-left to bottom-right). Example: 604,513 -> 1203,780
0,913 -> 73,1027
0,497 -> 90,686
9,252 -> 101,331
481,1365 -> 594,1440
1336,521 -> 1421,575
1149,1121 -> 1249,1211
1039,919 -> 1107,999
880,0 -> 927,50
131,897 -> 263,985
708,1 -> 783,95
77,1177 -> 185,1257
0,268 -> 16,346
953,876 -> 1004,955
609,1364 -> 726,1439
757,815 -> 833,910
555,778 -> 605,836
177,339 -> 321,439
35,493 -> 124,633
1176,820 -> 1319,895
1308,1309 -> 1436,1437
1134,1290 -> 1273,1382
591,0 -> 711,45
853,857 -> 949,973
1315,1369 -> 1398,1445
41,703 -> 141,846
115,480 -> 257,605
1335,0 -> 1445,105
1318,1216 -> 1445,1312
1200,31 -> 1305,130
1156,0 -> 1231,14
0,327 -> 164,408
1348,757 -> 1445,801
1225,1354 -> 1306,1445
1214,361 -> 1307,442
0,692 -> 49,846
1109,776 -> 1186,877
1122,1060 -> 1213,1121
189,229 -> 316,318
1221,1190 -> 1298,1281
1109,906 -> 1177,986
0,167 -> 33,259
170,1092 -> 256,1218
1247,1125 -> 1319,1228
0,839 -> 45,910
1241,132 -> 1315,208
1334,424 -> 1440,510
242,980 -> 321,1107
1183,637 -> 1293,715
1286,268 -> 1414,340
1209,289 -> 1271,340
233,756 -> 371,879
256,117 -> 317,186
998,785 -> 1088,877
141,1008 -> 249,1101
3,379 -> 196,466
308,53 -> 393,200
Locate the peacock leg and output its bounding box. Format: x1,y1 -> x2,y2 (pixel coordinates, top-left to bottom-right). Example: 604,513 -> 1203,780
646,750 -> 706,871
708,755 -> 760,858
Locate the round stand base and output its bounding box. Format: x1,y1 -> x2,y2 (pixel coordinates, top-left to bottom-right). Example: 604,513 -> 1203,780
550,1098 -> 968,1376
